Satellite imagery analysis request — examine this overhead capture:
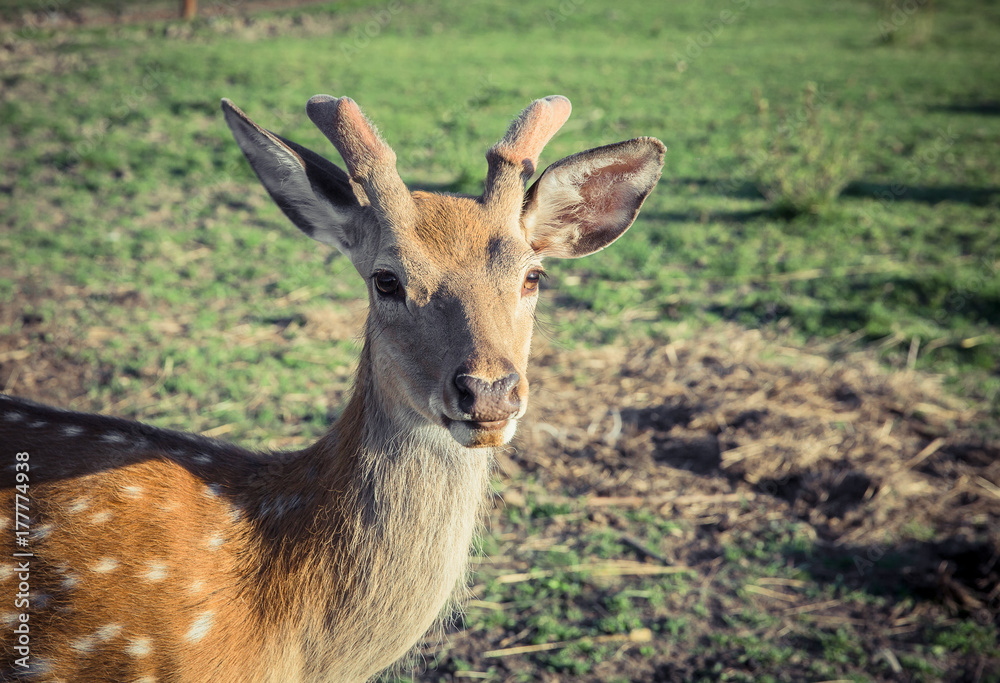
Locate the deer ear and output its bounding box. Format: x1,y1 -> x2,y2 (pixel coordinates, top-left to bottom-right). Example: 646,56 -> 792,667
221,98 -> 365,256
522,137 -> 665,259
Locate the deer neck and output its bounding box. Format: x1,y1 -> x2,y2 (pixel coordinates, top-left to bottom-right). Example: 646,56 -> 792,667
265,341 -> 493,679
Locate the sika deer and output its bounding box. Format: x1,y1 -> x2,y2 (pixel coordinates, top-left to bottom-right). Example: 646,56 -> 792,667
0,94 -> 664,682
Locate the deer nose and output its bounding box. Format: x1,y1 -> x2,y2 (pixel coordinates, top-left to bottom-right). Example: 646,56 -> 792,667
454,371 -> 521,422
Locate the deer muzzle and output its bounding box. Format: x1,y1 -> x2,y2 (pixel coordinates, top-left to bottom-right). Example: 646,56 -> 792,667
444,368 -> 523,447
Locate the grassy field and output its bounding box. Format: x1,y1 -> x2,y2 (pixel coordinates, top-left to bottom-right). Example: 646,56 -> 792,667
1,0 -> 998,680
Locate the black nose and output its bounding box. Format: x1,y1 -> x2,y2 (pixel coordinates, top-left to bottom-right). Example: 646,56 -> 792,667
454,371 -> 520,421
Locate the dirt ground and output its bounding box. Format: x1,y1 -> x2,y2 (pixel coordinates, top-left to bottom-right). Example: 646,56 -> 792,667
517,327 -> 999,558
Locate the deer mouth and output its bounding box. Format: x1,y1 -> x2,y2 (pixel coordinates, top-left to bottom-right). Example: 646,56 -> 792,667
465,418 -> 509,431
444,416 -> 518,448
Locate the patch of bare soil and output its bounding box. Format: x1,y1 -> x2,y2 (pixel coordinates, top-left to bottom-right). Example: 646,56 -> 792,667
0,283 -> 152,410
520,328 -> 997,549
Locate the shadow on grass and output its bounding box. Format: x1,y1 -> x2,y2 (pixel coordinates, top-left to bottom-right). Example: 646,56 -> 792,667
785,536 -> 1000,627
928,101 -> 1000,117
643,208 -> 772,224
672,176 -> 764,200
708,273 -> 1000,329
637,398 -> 1000,620
841,181 -> 1000,207
621,404 -> 724,475
745,439 -> 1000,623
675,176 -> 1000,208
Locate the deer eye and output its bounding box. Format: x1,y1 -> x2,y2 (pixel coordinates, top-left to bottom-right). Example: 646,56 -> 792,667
522,268 -> 544,295
373,270 -> 403,299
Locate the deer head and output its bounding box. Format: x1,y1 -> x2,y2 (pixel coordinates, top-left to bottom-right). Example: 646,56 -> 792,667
222,94 -> 665,449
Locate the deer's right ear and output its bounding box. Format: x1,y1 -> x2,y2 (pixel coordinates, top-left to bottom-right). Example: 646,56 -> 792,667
522,137 -> 665,259
221,98 -> 363,256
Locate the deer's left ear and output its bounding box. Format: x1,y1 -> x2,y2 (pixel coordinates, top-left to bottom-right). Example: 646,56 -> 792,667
522,137 -> 665,259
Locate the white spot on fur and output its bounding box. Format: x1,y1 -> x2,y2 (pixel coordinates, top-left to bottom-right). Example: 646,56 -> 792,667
30,523 -> 53,542
122,485 -> 144,499
125,636 -> 152,658
193,453 -> 213,465
61,574 -> 81,590
1,612 -> 17,626
228,506 -> 243,524
133,676 -> 157,683
206,532 -> 224,551
143,561 -> 167,582
68,498 -> 91,514
71,623 -> 122,653
28,420 -> 47,428
91,558 -> 119,573
204,484 -> 222,499
0,517 -> 9,532
100,431 -> 128,444
28,657 -> 53,675
188,579 -> 205,595
90,510 -> 113,524
71,635 -> 96,653
185,611 -> 214,643
0,565 -> 12,582
62,424 -> 85,437
96,623 -> 122,641
3,411 -> 25,422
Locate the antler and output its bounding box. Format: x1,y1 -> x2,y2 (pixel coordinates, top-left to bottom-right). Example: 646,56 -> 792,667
483,95 -> 572,220
306,95 -> 415,226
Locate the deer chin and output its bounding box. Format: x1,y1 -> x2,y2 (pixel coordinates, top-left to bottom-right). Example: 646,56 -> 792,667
447,417 -> 519,448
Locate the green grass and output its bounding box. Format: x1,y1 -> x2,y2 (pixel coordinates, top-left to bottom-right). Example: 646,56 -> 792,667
3,0 -> 997,414
1,0 -> 999,679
